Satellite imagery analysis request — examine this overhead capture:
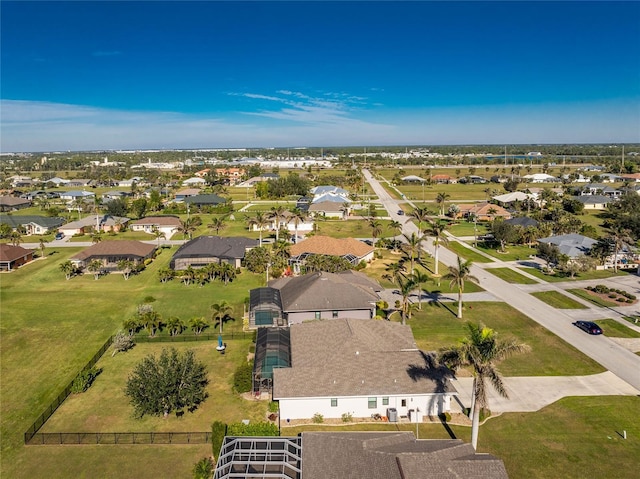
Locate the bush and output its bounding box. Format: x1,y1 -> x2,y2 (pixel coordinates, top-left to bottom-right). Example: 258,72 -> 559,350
71,367 -> 101,393
232,361 -> 253,393
341,412 -> 353,423
268,401 -> 279,413
192,457 -> 213,479
617,297 -> 627,302
227,421 -> 278,436
593,284 -> 609,294
312,413 -> 324,424
608,294 -> 617,298
211,421 -> 227,457
111,331 -> 134,356
438,412 -> 452,422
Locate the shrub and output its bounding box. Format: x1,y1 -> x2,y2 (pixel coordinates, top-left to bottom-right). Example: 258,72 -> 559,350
268,401 -> 279,413
593,284 -> 609,294
341,412 -> 353,423
227,421 -> 278,436
232,361 -> 253,393
312,413 -> 324,424
144,258 -> 153,266
192,457 -> 213,479
617,297 -> 627,302
627,299 -> 634,304
438,412 -> 452,422
608,294 -> 617,298
211,421 -> 227,458
71,367 -> 101,393
111,330 -> 134,356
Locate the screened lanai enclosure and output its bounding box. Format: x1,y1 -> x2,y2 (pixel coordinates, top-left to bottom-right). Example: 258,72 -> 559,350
249,287 -> 284,328
252,328 -> 291,394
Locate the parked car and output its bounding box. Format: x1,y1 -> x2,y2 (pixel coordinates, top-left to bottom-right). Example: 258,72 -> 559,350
55,232 -> 64,240
574,321 -> 603,335
397,210 -> 404,215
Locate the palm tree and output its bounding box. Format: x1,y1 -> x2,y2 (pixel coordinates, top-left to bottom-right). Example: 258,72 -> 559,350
268,205 -> 287,242
444,256 -> 479,319
424,219 -> 449,276
608,226 -> 633,272
87,259 -> 103,280
122,317 -> 140,337
189,316 -> 208,336
181,266 -> 197,286
401,232 -> 424,274
288,208 -> 308,243
435,192 -> 451,216
207,216 -> 227,235
157,267 -> 174,283
396,274 -> 418,325
151,226 -> 166,248
211,301 -> 233,334
409,206 -> 430,234
438,322 -> 530,449
178,217 -> 200,240
165,316 -> 185,336
117,259 -> 136,280
368,218 -> 383,249
91,232 -> 103,244
218,262 -> 237,285
38,238 -> 47,258
248,212 -> 269,246
141,310 -> 162,337
383,260 -> 407,287
9,231 -> 22,246
409,269 -> 430,310
59,260 -> 76,280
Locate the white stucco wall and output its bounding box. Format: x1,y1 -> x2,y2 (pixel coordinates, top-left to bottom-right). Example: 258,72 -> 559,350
278,393 -> 453,422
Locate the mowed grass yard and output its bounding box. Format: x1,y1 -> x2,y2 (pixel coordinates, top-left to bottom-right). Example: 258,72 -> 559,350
0,245 -> 264,479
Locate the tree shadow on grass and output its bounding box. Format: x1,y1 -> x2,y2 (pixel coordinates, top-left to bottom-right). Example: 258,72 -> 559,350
423,291 -> 457,318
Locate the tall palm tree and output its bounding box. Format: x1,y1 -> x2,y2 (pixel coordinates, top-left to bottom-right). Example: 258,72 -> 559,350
424,219 -> 449,276
368,218 -> 383,249
435,192 -> 451,216
268,205 -> 287,242
151,226 -> 166,248
444,256 -> 479,319
211,301 -> 233,334
165,316 -> 185,336
38,238 -> 47,258
409,206 -> 430,234
87,259 -> 103,280
207,216 -> 227,235
396,274 -> 418,325
608,226 -> 633,272
288,208 -> 308,243
248,212 -> 269,246
383,260 -> 407,287
438,322 -> 530,449
401,232 -> 424,274
59,260 -> 76,280
178,217 -> 200,240
409,269 -> 430,310
9,231 -> 22,246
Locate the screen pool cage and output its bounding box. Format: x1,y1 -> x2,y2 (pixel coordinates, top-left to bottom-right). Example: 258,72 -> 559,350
253,328 -> 291,394
249,287 -> 284,328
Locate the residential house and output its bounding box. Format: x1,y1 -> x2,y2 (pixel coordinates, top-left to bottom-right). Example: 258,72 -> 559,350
9,176 -> 34,188
0,244 -> 35,271
455,202 -> 512,221
289,235 -> 374,272
183,194 -> 227,209
101,191 -> 132,202
272,319 -> 457,421
505,217 -> 539,228
400,175 -> 426,183
310,185 -> 349,201
0,215 -> 65,235
599,173 -> 624,183
215,167 -> 245,185
66,179 -> 94,188
575,195 -> 612,210
431,174 -> 457,184
538,234 -> 597,259
214,432 -> 508,479
249,211 -> 314,239
308,200 -> 348,219
248,270 -> 381,328
45,177 -> 70,187
621,173 -> 640,183
173,188 -> 201,202
117,177 -> 146,188
169,236 -> 258,270
0,196 -> 31,211
59,190 -> 96,201
182,177 -> 207,187
70,240 -> 156,269
579,183 -> 622,198
523,173 -> 557,183
129,216 -> 181,239
58,215 -> 129,236
492,191 -> 538,206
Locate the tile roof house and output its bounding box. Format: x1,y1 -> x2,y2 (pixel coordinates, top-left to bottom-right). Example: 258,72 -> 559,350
272,318 -> 457,421
214,432 -> 509,479
170,236 -> 258,270
59,215 -> 129,236
70,240 -> 156,269
0,215 -> 65,235
249,271 -> 381,328
289,235 -> 374,269
455,202 -> 512,221
129,216 -> 181,239
431,174 -> 456,184
0,244 -> 35,271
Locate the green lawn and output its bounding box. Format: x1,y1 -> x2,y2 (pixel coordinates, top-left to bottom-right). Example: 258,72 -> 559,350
487,267 -> 539,284
475,244 -> 537,262
447,221 -> 490,237
566,289 -> 621,308
445,241 -> 494,263
530,291 -> 589,309
285,396 -> 640,479
406,302 -> 603,376
519,267 -> 631,283
595,319 -> 640,338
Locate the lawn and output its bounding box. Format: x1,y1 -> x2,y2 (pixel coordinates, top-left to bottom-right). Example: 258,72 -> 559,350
519,267 -> 631,283
447,221 -> 490,237
405,302 -> 603,376
566,289 -> 621,308
487,267 -> 539,284
445,241 -> 495,263
475,244 -> 537,262
284,396 -> 640,479
530,291 -> 588,309
594,319 -> 640,339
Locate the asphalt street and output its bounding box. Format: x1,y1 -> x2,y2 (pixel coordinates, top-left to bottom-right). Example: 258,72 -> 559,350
363,168 -> 640,393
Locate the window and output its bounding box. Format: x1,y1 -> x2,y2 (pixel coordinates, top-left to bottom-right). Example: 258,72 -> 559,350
331,398 -> 338,407
368,397 -> 377,409
401,399 -> 407,407
332,311 -> 338,318
382,397 -> 389,406
315,311 -> 321,320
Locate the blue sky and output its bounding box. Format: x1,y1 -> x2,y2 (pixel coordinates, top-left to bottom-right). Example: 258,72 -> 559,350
1,1 -> 639,152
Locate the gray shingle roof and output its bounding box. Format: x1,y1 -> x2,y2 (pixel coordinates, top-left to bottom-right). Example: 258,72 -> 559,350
269,271 -> 380,312
0,215 -> 65,229
71,240 -> 156,261
170,236 -> 257,263
538,233 -> 597,258
301,432 -> 509,479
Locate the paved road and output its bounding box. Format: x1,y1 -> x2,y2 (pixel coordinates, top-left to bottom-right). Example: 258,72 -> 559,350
363,169 -> 640,392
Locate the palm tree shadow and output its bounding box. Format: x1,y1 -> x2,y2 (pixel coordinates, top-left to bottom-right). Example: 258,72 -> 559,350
406,351 -> 457,439
425,291 -> 457,318
215,314 -> 235,332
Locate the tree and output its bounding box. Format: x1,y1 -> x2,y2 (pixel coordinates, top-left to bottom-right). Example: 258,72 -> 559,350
409,206 -> 430,233
491,220 -> 519,252
124,348 -> 208,418
218,262 -> 237,285
190,316 -> 208,336
90,232 -> 102,244
151,226 -> 166,247
9,231 -> 22,246
131,197 -> 148,219
409,269 -> 430,310
157,267 -> 175,283
181,266 -> 197,286
244,246 -> 270,274
401,232 -> 424,274
607,226 -> 633,272
178,217 -> 201,240
106,198 -> 128,217
117,259 -> 136,280
111,330 -> 134,356
140,310 -> 162,337
443,256 -> 479,319
248,212 -> 269,247
438,322 -> 530,449
267,206 -> 287,242
207,216 -> 227,235
192,457 -> 214,479
383,260 -> 407,286
288,208 -> 308,243
368,218 -> 383,249
123,317 -> 140,337
166,316 -> 185,336
87,259 -> 103,280
211,301 -> 233,334
424,219 -> 449,275
38,238 -> 47,258
59,260 -> 77,280
435,192 -> 450,216
396,274 -> 418,325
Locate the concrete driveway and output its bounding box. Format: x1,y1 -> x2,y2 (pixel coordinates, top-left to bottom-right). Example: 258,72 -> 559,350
450,372 -> 640,413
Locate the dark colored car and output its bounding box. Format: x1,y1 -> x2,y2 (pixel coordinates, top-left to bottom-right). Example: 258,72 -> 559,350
397,210 -> 404,215
574,321 -> 603,335
55,232 -> 64,240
